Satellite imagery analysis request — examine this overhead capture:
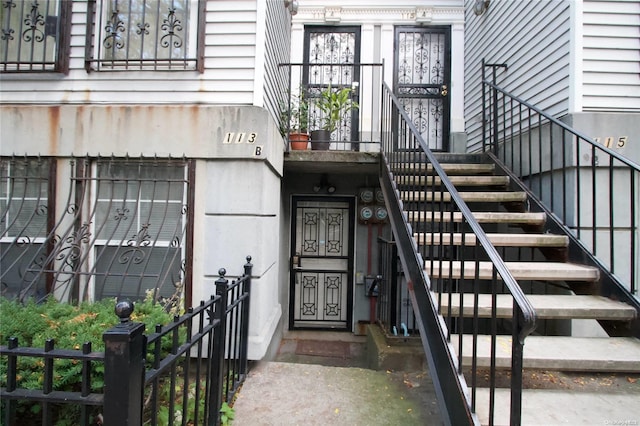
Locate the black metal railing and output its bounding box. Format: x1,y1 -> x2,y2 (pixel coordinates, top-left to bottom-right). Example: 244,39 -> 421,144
376,236 -> 418,336
278,62 -> 384,152
379,81 -> 536,425
482,64 -> 640,299
1,256 -> 253,426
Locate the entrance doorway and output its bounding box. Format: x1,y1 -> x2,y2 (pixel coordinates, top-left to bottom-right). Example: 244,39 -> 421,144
394,26 -> 451,151
289,197 -> 355,330
303,26 -> 361,147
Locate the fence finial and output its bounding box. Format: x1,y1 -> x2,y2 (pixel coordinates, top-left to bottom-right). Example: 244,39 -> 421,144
114,299 -> 134,324
218,268 -> 226,277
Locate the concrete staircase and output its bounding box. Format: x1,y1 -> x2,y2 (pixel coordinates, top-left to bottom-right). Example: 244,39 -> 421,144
393,154 -> 640,425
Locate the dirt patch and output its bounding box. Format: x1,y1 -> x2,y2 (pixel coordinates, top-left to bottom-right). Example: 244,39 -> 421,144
470,368 -> 640,393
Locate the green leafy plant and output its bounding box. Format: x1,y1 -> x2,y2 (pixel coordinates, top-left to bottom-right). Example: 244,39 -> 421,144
316,85 -> 359,133
279,90 -> 309,135
151,379 -> 206,425
0,295 -> 176,426
220,401 -> 235,425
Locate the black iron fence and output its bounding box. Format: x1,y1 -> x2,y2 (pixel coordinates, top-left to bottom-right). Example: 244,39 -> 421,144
278,62 -> 384,152
379,81 -> 536,425
1,256 -> 253,426
482,62 -> 640,298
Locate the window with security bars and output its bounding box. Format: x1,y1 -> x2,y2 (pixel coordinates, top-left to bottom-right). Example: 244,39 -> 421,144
87,0 -> 202,71
90,159 -> 188,301
0,0 -> 71,72
0,158 -> 51,300
0,157 -> 193,306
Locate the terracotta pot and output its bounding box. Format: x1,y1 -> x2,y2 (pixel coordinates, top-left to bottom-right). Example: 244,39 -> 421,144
289,132 -> 309,150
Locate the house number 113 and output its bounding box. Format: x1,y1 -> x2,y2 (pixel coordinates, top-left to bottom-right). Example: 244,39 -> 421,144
223,132 -> 258,144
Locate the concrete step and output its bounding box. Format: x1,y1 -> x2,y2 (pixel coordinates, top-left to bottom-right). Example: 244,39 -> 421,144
407,211 -> 546,226
450,334 -> 640,372
396,175 -> 510,187
436,293 -> 637,320
425,261 -> 600,282
415,232 -> 568,247
400,190 -> 527,203
392,163 -> 496,175
474,388 -> 640,426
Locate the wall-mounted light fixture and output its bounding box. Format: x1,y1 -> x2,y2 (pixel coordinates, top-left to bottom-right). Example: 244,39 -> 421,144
284,0 -> 299,16
473,0 -> 490,16
313,174 -> 336,194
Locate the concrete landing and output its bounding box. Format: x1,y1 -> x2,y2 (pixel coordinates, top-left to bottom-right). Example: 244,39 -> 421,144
232,362 -> 442,425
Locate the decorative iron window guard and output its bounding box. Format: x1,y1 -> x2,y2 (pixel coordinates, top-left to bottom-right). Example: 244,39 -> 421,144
0,156 -> 194,306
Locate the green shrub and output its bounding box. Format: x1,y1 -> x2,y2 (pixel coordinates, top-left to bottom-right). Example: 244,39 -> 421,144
0,295 -> 177,425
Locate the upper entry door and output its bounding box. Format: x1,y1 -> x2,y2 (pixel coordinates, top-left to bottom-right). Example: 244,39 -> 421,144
304,26 -> 361,146
394,26 -> 451,151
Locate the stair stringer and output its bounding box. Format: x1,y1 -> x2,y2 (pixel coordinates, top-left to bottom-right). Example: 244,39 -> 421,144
380,158 -> 480,426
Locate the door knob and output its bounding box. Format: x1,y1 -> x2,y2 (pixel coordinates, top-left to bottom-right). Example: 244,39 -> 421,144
440,85 -> 448,97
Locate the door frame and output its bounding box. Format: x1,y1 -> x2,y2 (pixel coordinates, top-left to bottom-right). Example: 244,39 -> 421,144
302,25 -> 362,145
288,195 -> 355,331
393,25 -> 451,151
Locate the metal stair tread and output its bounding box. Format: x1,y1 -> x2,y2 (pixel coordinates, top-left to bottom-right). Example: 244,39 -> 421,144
436,293 -> 636,320
415,232 -> 568,247
406,211 -> 546,225
400,190 -> 527,203
449,334 -> 640,372
425,261 -> 600,281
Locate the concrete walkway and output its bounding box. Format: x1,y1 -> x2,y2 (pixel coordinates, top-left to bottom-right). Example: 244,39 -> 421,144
232,362 -> 443,425
231,331 -> 443,425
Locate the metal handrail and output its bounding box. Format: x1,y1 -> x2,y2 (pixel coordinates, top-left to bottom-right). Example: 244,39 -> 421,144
483,81 -> 640,171
482,76 -> 639,297
380,81 -> 536,425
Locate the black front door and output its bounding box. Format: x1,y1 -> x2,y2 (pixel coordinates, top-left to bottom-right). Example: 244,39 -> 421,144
303,26 -> 361,148
394,26 -> 451,151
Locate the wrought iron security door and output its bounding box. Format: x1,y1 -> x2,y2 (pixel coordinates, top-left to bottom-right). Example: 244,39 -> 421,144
394,26 -> 450,151
290,198 -> 354,329
303,26 -> 361,147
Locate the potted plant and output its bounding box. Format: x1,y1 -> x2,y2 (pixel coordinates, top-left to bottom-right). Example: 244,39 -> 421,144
311,85 -> 359,150
280,91 -> 309,150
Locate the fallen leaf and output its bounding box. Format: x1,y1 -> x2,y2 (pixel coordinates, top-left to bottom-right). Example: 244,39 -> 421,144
334,408 -> 339,414
627,377 -> 637,384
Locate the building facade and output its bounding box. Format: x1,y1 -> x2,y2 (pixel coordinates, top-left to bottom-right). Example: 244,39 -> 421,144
2,0 -> 637,362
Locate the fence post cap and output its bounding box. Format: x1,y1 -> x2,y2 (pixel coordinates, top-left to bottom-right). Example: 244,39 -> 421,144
218,268 -> 226,277
115,299 -> 134,324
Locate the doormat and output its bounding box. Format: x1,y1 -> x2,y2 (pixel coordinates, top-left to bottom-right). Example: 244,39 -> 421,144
295,340 -> 350,358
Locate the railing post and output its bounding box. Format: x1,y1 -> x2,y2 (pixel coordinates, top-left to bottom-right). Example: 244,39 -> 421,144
102,299 -> 146,426
510,307 -> 526,426
239,256 -> 253,377
209,268 -> 229,426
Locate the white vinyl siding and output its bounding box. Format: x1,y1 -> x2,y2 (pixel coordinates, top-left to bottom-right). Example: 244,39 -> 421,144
262,0 -> 291,131
0,0 -> 259,105
464,0 -> 571,152
582,0 -> 640,112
